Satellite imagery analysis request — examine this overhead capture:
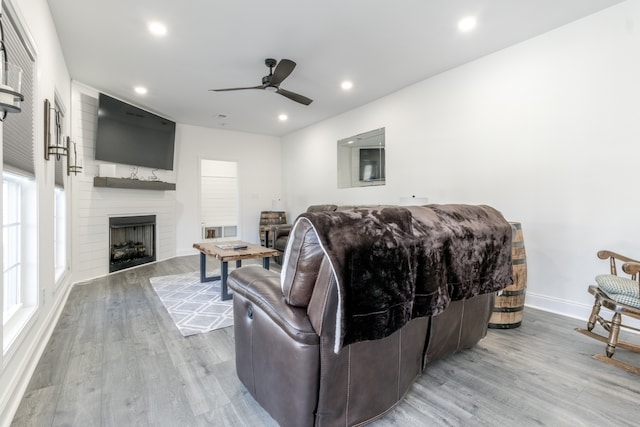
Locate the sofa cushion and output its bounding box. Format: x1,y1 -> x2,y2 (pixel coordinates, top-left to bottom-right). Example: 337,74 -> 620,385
596,274 -> 640,308
307,204 -> 338,213
596,274 -> 639,297
281,220 -> 325,307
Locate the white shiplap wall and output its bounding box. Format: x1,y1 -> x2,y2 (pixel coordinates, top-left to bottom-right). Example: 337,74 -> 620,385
71,83 -> 177,283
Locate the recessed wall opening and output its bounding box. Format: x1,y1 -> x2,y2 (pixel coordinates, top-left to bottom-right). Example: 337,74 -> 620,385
109,215 -> 156,273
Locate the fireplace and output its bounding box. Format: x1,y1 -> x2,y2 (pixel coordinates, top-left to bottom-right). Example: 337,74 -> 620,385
109,215 -> 156,273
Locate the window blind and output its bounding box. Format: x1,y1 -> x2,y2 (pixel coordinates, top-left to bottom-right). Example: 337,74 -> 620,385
1,6 -> 35,176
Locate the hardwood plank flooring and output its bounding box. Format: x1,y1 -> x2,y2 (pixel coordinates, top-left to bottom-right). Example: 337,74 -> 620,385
10,256 -> 640,426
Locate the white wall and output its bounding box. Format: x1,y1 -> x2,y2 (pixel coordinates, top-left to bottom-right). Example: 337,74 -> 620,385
281,1 -> 640,321
175,124 -> 281,255
0,0 -> 73,425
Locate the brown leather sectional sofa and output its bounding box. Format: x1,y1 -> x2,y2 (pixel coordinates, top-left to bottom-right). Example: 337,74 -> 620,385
271,204 -> 339,260
229,204 -> 512,427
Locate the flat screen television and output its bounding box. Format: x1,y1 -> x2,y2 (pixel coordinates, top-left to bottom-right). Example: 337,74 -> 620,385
95,93 -> 176,170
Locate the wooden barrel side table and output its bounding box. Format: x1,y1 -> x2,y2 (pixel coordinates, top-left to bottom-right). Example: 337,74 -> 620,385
488,221 -> 527,329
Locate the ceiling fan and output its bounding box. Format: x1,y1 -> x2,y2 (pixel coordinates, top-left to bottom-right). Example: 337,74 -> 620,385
210,58 -> 313,105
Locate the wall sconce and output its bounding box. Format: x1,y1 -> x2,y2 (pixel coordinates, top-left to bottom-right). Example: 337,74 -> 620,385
67,136 -> 82,175
0,13 -> 24,120
44,99 -> 67,160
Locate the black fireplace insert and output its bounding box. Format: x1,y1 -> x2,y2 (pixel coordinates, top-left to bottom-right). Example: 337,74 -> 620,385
109,215 -> 156,272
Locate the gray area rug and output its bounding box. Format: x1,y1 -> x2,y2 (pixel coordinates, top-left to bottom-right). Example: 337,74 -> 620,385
149,270 -> 233,337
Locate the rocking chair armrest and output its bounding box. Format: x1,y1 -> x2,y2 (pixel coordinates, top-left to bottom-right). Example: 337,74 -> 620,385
597,250 -> 640,264
622,261 -> 640,277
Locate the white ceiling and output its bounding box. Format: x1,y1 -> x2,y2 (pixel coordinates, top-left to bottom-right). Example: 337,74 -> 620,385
46,0 -> 624,137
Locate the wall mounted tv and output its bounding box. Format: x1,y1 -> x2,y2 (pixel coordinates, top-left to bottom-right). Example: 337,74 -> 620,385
95,93 -> 176,170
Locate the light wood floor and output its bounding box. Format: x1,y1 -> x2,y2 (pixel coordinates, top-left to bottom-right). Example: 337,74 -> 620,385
10,256 -> 640,426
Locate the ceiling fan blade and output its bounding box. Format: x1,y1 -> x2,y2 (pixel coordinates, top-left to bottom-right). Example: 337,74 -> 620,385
270,59 -> 296,86
276,88 -> 313,105
210,85 -> 265,92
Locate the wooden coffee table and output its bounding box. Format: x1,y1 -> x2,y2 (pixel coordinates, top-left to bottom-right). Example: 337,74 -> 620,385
192,241 -> 279,300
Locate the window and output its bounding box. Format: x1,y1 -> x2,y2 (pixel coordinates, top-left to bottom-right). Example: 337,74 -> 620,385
2,174 -> 21,320
53,97 -> 68,283
2,0 -> 37,352
54,185 -> 66,281
1,170 -> 36,347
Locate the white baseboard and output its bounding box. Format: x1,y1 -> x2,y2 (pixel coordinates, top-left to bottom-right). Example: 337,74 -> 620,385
526,291 -> 640,332
177,247 -> 199,257
524,291 -> 592,321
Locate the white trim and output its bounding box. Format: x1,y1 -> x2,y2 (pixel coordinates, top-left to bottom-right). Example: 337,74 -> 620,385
524,291 -> 592,321
2,0 -> 37,62
525,290 -> 640,334
0,279 -> 72,427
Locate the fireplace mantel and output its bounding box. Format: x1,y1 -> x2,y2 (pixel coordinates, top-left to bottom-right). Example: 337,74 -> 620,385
93,177 -> 176,191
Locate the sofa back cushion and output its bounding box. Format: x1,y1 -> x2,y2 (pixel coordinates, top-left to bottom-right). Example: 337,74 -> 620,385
306,204 -> 338,213
281,219 -> 325,307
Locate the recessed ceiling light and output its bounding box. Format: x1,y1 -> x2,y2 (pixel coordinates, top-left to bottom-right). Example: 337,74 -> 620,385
148,21 -> 168,36
278,114 -> 288,121
458,16 -> 477,33
134,86 -> 148,95
341,80 -> 353,90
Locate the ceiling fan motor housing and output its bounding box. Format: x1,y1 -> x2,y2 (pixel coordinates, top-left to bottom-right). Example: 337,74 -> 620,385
263,58 -> 277,86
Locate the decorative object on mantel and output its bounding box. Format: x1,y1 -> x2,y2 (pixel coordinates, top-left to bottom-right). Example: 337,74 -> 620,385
0,12 -> 24,119
398,195 -> 429,206
93,176 -> 176,190
130,166 -> 139,180
66,136 -> 82,175
44,98 -> 67,160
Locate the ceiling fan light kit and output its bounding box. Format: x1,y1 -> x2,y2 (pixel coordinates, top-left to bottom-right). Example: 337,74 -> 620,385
211,58 -> 313,105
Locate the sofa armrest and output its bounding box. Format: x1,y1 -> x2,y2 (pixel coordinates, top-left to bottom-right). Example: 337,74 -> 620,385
272,224 -> 293,241
228,266 -> 319,344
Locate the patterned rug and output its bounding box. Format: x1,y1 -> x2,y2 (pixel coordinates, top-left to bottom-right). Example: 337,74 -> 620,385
149,270 -> 233,337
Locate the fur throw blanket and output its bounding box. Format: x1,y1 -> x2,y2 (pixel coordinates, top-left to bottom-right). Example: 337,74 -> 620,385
408,204 -> 514,317
297,204 -> 513,352
298,207 -> 423,351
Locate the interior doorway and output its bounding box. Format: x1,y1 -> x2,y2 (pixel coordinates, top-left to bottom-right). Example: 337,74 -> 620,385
200,159 -> 239,241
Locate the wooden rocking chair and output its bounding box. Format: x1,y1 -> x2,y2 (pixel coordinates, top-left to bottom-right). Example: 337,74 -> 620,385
576,250 -> 640,375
